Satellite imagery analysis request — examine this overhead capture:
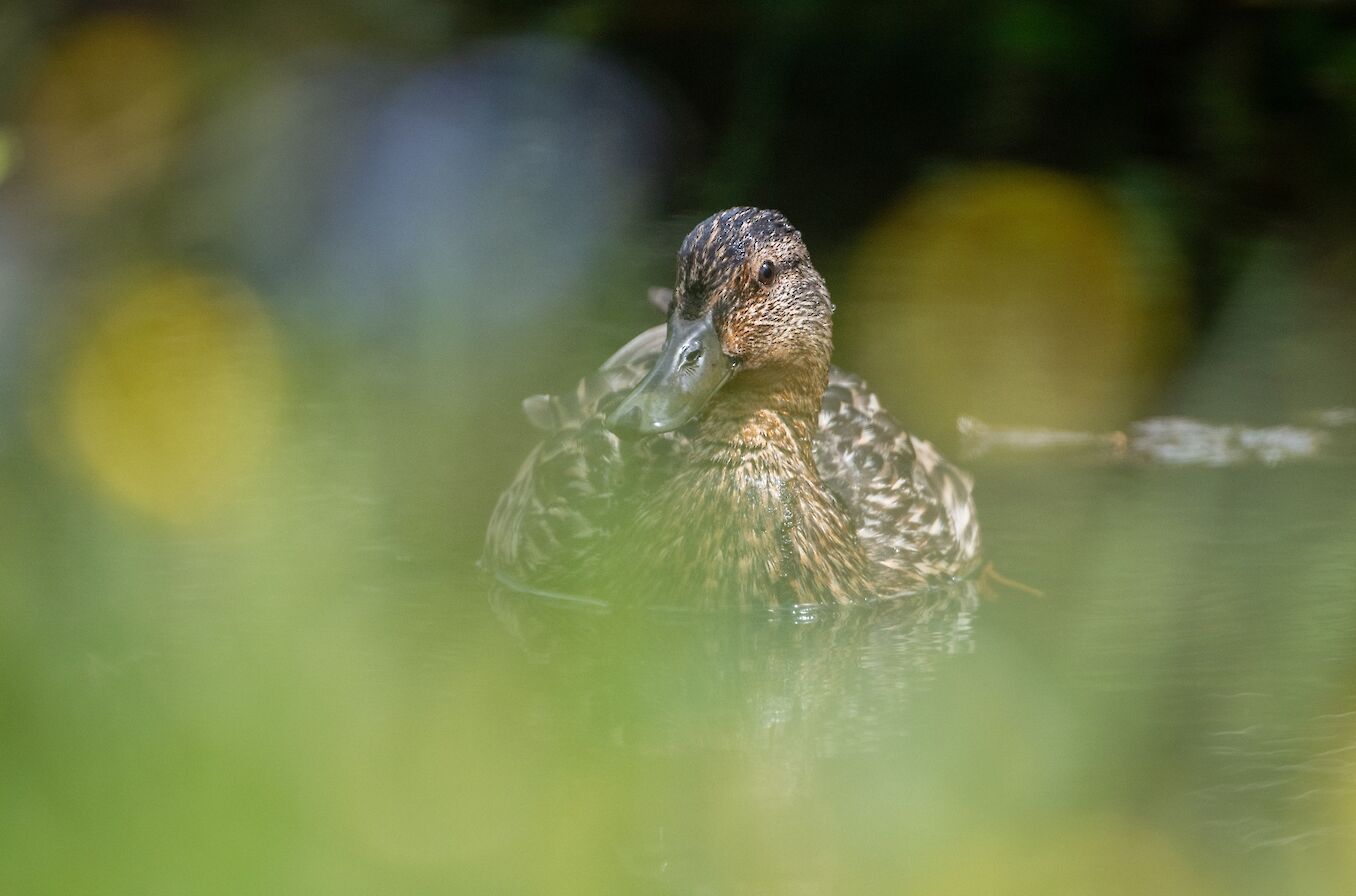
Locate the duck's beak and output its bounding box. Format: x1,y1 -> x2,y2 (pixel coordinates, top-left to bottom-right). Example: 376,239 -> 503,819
605,313 -> 733,436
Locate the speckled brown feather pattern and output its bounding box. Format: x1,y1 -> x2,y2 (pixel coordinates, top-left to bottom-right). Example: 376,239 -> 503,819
485,209 -> 981,606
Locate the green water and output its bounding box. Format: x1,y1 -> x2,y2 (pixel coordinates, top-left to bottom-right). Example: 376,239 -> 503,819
7,442 -> 1355,894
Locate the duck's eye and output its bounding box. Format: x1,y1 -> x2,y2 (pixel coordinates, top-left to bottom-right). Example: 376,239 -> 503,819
757,259 -> 777,286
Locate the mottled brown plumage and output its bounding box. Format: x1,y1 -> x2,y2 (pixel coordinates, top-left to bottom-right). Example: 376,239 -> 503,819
485,208 -> 981,607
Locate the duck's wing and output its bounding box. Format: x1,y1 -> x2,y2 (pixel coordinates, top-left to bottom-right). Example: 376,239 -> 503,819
518,325 -> 667,431
815,368 -> 982,585
484,326 -> 680,589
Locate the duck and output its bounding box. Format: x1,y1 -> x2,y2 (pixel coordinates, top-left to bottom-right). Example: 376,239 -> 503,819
484,207 -> 981,608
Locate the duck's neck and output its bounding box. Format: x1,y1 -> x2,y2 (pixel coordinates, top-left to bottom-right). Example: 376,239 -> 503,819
635,361 -> 873,606
693,363 -> 826,458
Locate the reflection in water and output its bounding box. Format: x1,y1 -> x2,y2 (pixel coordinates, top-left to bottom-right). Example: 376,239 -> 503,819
491,582 -> 978,753
490,582 -> 977,890
960,411 -> 1356,467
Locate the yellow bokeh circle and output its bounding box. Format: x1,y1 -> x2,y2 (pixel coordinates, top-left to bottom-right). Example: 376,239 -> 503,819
846,166 -> 1187,432
22,14 -> 189,213
62,269 -> 284,523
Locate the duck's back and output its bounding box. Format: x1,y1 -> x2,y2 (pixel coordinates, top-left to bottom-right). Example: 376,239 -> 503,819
485,325 -> 981,597
815,372 -> 982,587
483,327 -> 683,592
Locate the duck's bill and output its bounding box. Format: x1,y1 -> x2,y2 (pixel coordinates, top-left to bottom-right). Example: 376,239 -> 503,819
605,313 -> 733,436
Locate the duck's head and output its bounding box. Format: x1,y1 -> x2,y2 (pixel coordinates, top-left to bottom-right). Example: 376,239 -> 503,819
606,207 -> 833,436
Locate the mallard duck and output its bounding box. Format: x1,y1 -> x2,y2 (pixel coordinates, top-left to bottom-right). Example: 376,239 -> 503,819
485,207 -> 981,608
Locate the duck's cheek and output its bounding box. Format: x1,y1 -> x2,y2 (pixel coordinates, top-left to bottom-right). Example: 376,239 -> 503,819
717,319 -> 757,366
